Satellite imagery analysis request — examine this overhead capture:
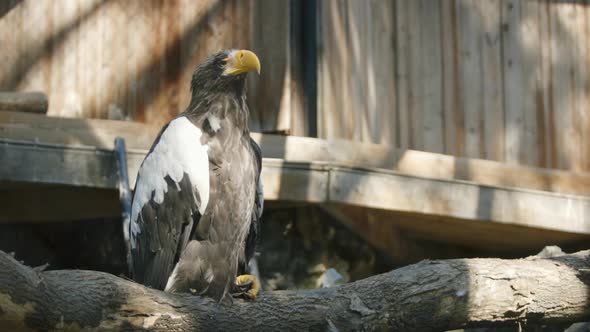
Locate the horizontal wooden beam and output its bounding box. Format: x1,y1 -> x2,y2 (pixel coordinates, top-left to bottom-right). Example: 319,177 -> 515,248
2,111 -> 590,196
1,140 -> 123,189
0,139 -> 329,199
2,111 -> 590,252
0,92 -> 48,114
328,166 -> 590,234
322,204 -> 590,259
1,139 -> 590,252
0,110 -> 158,151
0,183 -> 120,221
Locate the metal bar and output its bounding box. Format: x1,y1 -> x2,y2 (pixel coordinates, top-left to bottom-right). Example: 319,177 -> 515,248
114,137 -> 133,275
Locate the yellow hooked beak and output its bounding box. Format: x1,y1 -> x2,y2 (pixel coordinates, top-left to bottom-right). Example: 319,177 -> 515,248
223,50 -> 261,76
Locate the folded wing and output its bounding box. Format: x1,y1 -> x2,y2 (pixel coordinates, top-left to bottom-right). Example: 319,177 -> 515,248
129,116 -> 210,290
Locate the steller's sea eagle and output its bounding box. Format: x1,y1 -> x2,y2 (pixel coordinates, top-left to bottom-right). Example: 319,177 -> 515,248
128,49 -> 263,301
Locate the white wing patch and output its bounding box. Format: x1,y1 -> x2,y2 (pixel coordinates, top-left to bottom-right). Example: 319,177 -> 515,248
164,263 -> 180,292
207,115 -> 221,132
130,116 -> 210,244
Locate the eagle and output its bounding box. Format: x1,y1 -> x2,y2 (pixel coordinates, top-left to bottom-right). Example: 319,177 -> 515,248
127,49 -> 263,301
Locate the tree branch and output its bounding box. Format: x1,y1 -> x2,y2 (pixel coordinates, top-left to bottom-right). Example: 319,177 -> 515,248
0,249 -> 589,331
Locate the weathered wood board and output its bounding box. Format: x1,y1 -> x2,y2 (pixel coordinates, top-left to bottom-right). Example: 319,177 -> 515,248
0,0 -> 303,134
4,0 -> 590,172
318,0 -> 590,172
3,111 -> 590,253
2,139 -> 590,253
0,92 -> 47,114
2,111 -> 590,197
323,203 -> 590,262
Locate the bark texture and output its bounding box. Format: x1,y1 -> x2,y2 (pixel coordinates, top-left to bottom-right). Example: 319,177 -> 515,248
0,250 -> 589,331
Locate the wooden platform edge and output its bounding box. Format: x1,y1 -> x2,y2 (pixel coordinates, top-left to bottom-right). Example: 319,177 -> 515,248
1,110 -> 590,196
1,139 -> 589,239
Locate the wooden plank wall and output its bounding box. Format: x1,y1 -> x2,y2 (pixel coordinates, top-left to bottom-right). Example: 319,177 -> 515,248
0,0 -> 304,134
318,0 -> 590,172
3,0 -> 590,171
318,0 -> 397,145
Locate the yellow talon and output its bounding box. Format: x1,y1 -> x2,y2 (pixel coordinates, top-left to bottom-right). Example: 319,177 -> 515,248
235,274 -> 260,300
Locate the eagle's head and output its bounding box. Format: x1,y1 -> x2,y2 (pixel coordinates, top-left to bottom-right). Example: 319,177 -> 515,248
190,49 -> 261,97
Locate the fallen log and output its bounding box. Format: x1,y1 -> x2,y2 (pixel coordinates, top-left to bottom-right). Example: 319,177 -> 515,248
0,249 -> 588,331
0,92 -> 48,114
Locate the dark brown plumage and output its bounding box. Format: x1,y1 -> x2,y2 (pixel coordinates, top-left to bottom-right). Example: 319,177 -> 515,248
128,49 -> 263,301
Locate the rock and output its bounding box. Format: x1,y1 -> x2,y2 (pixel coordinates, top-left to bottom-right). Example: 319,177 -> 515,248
535,245 -> 565,258
317,268 -> 344,288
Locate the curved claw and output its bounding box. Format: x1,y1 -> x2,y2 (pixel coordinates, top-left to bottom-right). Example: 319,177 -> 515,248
233,274 -> 260,300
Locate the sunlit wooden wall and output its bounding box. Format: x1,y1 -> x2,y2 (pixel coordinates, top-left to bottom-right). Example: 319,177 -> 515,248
318,0 -> 590,172
0,0 -> 306,134
3,0 -> 590,172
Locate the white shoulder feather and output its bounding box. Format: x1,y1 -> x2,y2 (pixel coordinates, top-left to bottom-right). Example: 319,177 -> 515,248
130,116 -> 210,242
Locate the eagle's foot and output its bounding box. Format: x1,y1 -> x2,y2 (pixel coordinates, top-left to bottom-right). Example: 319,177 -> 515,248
232,274 -> 260,300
